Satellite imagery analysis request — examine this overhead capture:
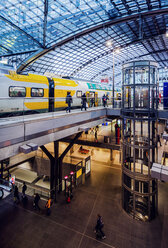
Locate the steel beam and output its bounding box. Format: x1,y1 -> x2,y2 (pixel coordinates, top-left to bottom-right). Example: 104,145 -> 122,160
43,0 -> 48,48
40,145 -> 55,198
0,44 -> 13,53
16,8 -> 168,73
0,15 -> 43,49
58,132 -> 83,192
54,141 -> 59,202
0,50 -> 38,58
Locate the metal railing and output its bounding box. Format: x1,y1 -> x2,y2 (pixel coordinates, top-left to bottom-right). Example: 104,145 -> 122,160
0,96 -> 121,118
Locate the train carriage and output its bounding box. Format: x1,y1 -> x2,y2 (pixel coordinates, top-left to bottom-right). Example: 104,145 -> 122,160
0,66 -> 115,116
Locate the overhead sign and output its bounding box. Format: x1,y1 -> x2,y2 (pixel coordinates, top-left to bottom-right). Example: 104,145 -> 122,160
101,78 -> 109,83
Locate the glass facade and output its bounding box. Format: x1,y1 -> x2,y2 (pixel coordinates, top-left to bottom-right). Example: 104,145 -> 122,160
0,1 -> 167,82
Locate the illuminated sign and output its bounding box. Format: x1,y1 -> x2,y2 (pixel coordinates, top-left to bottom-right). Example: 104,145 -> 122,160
76,168 -> 82,178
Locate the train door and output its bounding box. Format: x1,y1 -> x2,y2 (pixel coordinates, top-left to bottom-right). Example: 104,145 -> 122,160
94,92 -> 98,106
48,78 -> 54,112
86,91 -> 90,107
86,91 -> 97,107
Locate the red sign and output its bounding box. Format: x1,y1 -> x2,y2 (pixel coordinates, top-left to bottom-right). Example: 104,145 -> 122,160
101,78 -> 109,83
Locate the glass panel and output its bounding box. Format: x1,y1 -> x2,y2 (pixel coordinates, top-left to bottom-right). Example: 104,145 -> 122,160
135,66 -> 149,84
124,86 -> 133,108
9,86 -> 26,97
31,88 -> 44,97
76,91 -> 82,98
124,68 -> 133,85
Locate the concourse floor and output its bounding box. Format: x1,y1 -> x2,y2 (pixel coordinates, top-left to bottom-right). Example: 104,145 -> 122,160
0,161 -> 167,248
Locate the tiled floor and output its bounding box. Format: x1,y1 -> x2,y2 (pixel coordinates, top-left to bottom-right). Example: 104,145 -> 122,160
0,160 -> 168,248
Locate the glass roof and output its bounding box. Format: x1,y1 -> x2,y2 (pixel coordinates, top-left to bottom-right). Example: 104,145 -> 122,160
0,0 -> 168,84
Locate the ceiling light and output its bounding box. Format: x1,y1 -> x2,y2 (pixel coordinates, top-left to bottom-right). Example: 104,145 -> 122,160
106,40 -> 112,47
115,48 -> 120,54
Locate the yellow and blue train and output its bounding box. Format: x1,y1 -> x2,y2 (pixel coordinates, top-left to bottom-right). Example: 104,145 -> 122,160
0,67 -> 114,115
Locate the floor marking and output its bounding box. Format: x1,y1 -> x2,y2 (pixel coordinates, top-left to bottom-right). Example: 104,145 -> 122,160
76,175 -> 116,248
5,199 -> 116,248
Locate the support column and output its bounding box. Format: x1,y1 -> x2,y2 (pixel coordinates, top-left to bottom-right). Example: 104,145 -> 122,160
110,149 -> 113,161
40,145 -> 55,199
58,132 -> 83,192
54,141 -> 59,202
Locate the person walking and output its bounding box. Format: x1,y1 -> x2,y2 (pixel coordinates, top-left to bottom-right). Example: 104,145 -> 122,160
22,182 -> 28,205
81,93 -> 87,111
22,182 -> 27,197
115,122 -> 119,144
33,193 -> 40,211
90,97 -> 94,107
94,214 -> 106,239
66,92 -> 72,113
95,130 -> 98,142
157,134 -> 162,147
13,185 -> 20,204
102,94 -> 106,107
105,94 -> 109,107
45,198 -> 52,216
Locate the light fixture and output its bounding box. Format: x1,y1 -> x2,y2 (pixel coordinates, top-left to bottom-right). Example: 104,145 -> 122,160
106,40 -> 112,47
165,25 -> 168,37
115,48 -> 120,54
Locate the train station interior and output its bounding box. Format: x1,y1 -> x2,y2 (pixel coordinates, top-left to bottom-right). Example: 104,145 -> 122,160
0,1 -> 168,248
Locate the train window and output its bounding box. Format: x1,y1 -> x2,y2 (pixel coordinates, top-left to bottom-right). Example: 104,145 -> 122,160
9,86 -> 26,97
31,88 -> 44,97
76,90 -> 82,98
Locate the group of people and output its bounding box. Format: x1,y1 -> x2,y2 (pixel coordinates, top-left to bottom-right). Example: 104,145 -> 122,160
13,182 -> 27,205
13,182 -> 106,239
65,92 -> 110,113
66,92 -> 88,112
13,182 -> 52,216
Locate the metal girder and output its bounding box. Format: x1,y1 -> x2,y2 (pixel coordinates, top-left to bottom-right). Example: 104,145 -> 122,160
91,48 -> 168,80
16,7 -> 168,73
40,145 -> 54,162
72,29 -> 168,79
40,145 -> 55,198
43,0 -> 48,48
0,44 -> 13,53
59,132 -> 83,161
58,131 -> 82,192
146,0 -> 152,10
0,15 -> 43,49
0,50 -> 38,58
